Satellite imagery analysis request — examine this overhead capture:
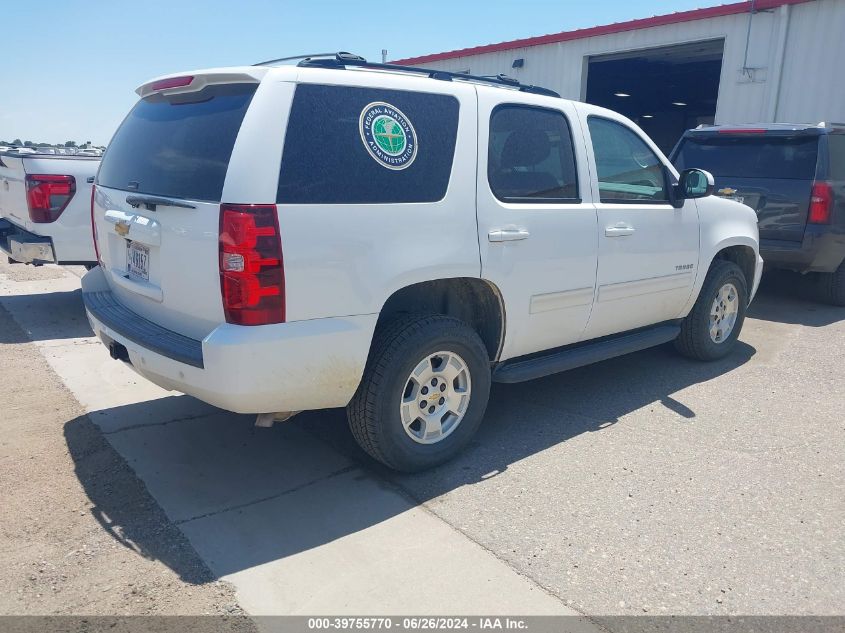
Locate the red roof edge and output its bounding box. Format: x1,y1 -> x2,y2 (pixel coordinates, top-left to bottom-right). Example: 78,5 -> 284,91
391,0 -> 814,65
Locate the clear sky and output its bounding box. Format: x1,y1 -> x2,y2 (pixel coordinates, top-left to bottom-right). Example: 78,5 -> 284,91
1,0 -> 713,145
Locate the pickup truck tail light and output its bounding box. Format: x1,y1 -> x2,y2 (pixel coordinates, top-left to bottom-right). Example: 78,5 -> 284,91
219,204 -> 285,325
808,181 -> 833,224
26,174 -> 76,223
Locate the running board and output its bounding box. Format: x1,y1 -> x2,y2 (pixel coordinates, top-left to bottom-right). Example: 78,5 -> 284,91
492,324 -> 681,384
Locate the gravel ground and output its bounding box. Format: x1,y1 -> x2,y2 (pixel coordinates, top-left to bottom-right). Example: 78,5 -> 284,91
0,299 -> 254,627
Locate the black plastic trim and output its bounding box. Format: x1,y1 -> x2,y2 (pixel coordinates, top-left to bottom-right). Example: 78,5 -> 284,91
492,323 -> 681,384
125,194 -> 197,211
0,218 -> 13,237
83,290 -> 204,369
500,197 -> 583,204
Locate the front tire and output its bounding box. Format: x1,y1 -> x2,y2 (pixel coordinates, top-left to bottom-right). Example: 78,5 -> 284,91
675,260 -> 748,361
347,314 -> 491,472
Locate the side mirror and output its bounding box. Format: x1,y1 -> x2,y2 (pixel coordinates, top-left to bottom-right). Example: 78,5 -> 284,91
678,168 -> 715,199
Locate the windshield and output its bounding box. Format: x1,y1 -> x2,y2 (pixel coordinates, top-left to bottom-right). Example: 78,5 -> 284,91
674,135 -> 819,180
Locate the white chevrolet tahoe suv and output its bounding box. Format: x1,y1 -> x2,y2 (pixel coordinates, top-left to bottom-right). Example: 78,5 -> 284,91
84,55 -> 763,471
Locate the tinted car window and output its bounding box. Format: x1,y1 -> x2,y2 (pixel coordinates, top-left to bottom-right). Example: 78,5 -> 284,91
587,117 -> 667,203
826,134 -> 845,181
488,105 -> 578,202
97,83 -> 257,202
277,85 -> 459,204
674,135 -> 819,180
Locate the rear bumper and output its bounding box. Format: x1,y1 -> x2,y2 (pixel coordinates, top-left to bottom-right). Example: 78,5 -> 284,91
0,218 -> 56,264
81,266 -> 377,414
760,226 -> 845,273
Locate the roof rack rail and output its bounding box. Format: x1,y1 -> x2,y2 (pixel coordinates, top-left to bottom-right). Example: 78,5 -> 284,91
253,51 -> 366,67
260,51 -> 560,98
478,73 -> 519,86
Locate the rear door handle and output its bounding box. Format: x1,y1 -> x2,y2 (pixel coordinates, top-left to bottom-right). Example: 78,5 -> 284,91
488,228 -> 530,242
605,223 -> 635,237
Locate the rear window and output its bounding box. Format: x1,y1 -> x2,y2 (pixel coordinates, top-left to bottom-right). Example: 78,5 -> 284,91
827,134 -> 845,180
97,83 -> 257,202
674,135 -> 819,180
277,84 -> 459,204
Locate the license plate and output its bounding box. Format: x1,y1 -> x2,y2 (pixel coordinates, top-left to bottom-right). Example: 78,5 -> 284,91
127,241 -> 149,281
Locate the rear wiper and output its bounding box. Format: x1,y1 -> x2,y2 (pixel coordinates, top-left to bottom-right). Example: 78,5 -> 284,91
125,194 -> 196,211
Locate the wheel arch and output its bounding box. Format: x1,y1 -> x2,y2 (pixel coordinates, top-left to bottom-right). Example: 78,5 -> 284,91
678,235 -> 761,318
374,277 -> 506,362
712,243 -> 757,294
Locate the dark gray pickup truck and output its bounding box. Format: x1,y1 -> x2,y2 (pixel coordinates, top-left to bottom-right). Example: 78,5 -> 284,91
671,123 -> 845,305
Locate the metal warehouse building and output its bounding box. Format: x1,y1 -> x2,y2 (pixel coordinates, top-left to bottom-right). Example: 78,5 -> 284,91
393,0 -> 845,152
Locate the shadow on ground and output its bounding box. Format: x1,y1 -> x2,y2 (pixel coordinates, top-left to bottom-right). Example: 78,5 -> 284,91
0,288 -> 93,342
749,269 -> 844,327
62,409 -> 221,584
57,274 -> 840,584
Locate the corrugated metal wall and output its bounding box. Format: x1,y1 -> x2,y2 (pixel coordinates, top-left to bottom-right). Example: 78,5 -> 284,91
776,0 -> 845,124
419,0 -> 844,125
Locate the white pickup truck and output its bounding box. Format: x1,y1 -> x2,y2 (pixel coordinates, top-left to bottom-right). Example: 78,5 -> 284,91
0,151 -> 99,266
83,55 -> 763,471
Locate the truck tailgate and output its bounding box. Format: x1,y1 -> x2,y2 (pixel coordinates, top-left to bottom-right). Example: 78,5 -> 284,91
0,154 -> 31,230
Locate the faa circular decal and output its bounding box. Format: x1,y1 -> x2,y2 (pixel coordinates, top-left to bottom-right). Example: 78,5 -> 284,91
359,102 -> 418,170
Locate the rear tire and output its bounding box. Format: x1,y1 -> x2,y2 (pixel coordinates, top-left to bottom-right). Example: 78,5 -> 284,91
817,260 -> 845,306
347,314 -> 491,472
675,260 -> 748,361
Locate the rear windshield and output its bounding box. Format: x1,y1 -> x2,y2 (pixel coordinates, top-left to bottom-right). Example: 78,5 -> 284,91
97,83 -> 257,201
674,135 -> 819,180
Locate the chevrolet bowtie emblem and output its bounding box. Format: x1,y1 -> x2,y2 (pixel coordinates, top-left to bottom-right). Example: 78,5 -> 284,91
718,187 -> 738,196
115,221 -> 130,237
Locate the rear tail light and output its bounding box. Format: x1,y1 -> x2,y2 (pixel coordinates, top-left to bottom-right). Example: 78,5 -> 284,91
90,184 -> 101,264
808,181 -> 833,224
219,204 -> 285,325
25,174 -> 75,223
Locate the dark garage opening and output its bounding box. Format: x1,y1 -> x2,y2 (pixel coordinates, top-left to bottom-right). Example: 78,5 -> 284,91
585,39 -> 724,153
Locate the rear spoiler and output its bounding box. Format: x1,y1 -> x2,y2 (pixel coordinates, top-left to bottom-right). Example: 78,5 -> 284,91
136,67 -> 268,99
684,128 -> 824,139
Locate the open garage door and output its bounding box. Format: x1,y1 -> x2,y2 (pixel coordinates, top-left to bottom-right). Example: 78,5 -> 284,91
585,39 -> 724,153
